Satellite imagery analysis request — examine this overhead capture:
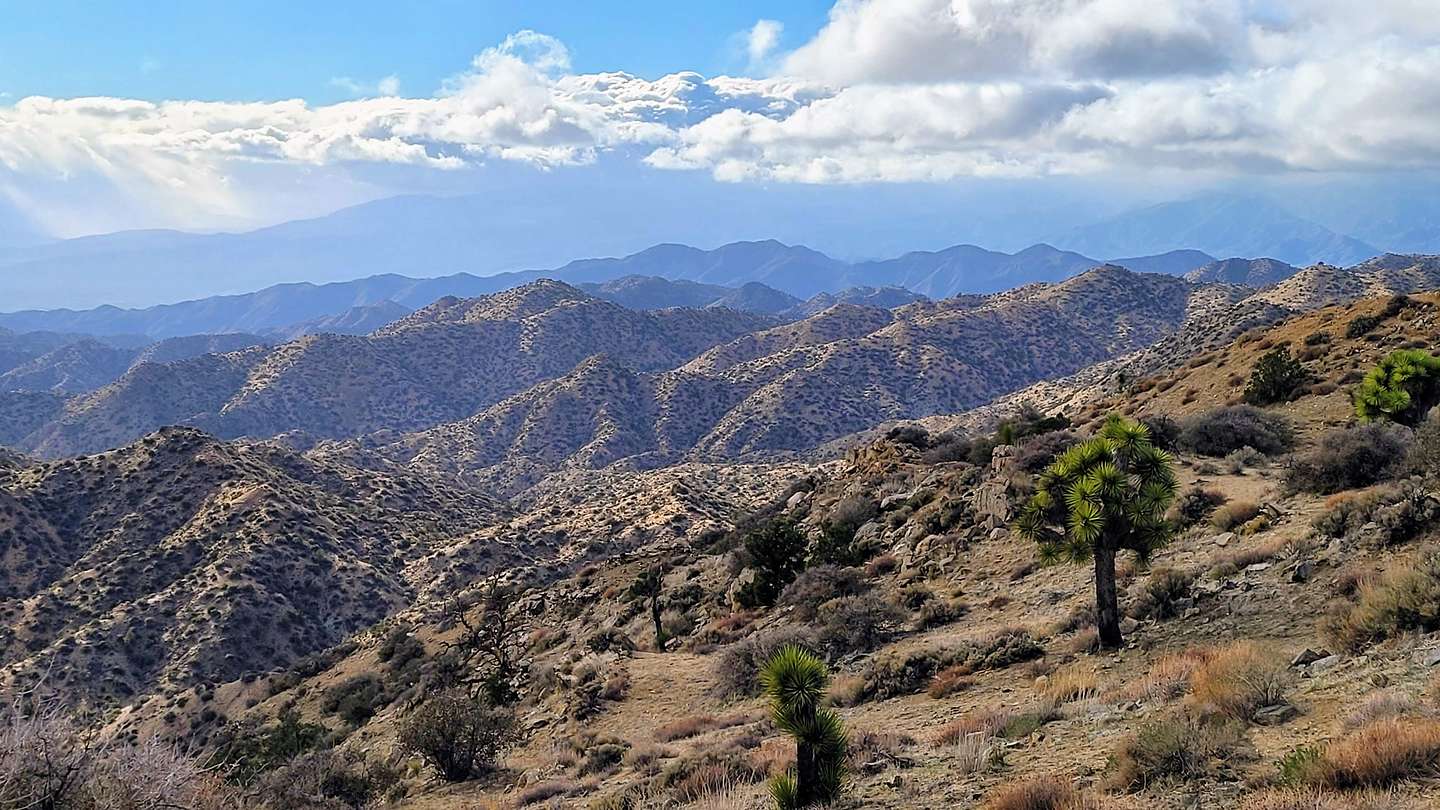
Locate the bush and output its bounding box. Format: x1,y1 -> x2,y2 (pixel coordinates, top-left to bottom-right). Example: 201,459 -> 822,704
1107,714 -> 1245,790
712,626 -> 820,699
321,674 -> 387,727
1013,430 -> 1081,473
1211,501 -> 1261,532
1187,642 -> 1290,721
252,748 -> 403,809
1322,549 -> 1440,652
816,593 -> 905,655
1244,348 -> 1313,406
778,565 -> 867,621
1346,313 -> 1384,339
1180,406 -> 1294,457
1354,349 -> 1440,425
397,689 -> 517,782
1140,415 -> 1181,452
1170,486 -> 1227,529
1410,410 -> 1440,478
1128,567 -> 1194,621
1287,423 -> 1411,495
1312,481 -> 1439,544
735,519 -> 808,608
1310,718 -> 1440,789
859,630 -> 1041,702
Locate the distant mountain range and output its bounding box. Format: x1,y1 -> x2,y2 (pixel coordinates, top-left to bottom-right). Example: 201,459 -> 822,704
0,240 -> 1241,339
0,190 -> 1388,311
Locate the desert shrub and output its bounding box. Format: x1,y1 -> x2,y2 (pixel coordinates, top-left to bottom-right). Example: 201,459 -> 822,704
321,674 -> 387,727
1224,446 -> 1267,474
1106,713 -> 1245,790
735,519 -> 808,608
921,432 -> 974,464
1013,430 -> 1081,473
517,780 -> 585,806
1310,717 -> 1440,789
885,425 -> 931,448
712,625 -> 820,699
397,689 -> 517,782
927,665 -> 975,699
1239,787 -> 1409,810
1206,535 -> 1292,579
1304,331 -> 1332,346
1288,423 -> 1412,495
816,593 -> 905,655
1179,406 -> 1294,457
981,774 -> 1075,810
864,553 -> 897,577
1187,642 -> 1291,721
1410,410 -> 1440,479
1244,348 -> 1313,406
251,748 -> 403,809
915,597 -> 967,630
1312,481 -> 1439,544
1211,501 -> 1261,532
1170,486 -> 1227,529
653,713 -> 750,743
1117,648 -> 1218,704
1322,549 -> 1440,652
1342,690 -> 1428,730
1346,313 -> 1384,339
1141,414 -> 1182,452
778,565 -> 867,621
1041,663 -> 1101,704
1354,349 -> 1440,425
859,630 -> 1042,702
1128,567 -> 1194,621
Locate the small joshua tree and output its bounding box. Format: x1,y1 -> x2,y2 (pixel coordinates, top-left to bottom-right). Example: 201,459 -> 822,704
1014,414 -> 1177,649
761,645 -> 846,808
629,566 -> 666,651
1354,348 -> 1440,425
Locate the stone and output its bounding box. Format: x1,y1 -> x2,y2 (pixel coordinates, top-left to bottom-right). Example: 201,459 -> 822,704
881,493 -> 911,510
1212,532 -> 1235,547
1252,704 -> 1298,726
1291,648 -> 1330,668
988,526 -> 1010,542
1288,560 -> 1315,583
726,568 -> 757,609
1119,617 -> 1140,635
1308,655 -> 1342,675
785,490 -> 810,510
1244,562 -> 1272,573
1417,648 -> 1440,667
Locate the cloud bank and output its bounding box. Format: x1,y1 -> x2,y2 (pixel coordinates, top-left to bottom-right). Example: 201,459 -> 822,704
2,2 -> 1438,232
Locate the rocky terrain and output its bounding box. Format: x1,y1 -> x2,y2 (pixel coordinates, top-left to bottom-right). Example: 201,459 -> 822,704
0,332 -> 268,394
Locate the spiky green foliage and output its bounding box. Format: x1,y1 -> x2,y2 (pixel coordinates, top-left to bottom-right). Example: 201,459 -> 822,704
1243,347 -> 1313,406
1014,415 -> 1177,647
1354,349 -> 1440,426
761,646 -> 847,807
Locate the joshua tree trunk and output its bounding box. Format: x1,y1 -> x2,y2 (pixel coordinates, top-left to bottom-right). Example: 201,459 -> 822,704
649,596 -> 664,651
1094,540 -> 1123,649
796,738 -> 820,806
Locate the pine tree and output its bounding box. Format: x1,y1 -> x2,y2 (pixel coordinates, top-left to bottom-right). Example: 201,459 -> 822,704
761,646 -> 847,808
1354,349 -> 1440,426
1014,415 -> 1177,648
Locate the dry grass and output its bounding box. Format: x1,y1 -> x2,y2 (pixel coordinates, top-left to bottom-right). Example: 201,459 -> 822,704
983,774 -> 1145,810
1212,501 -> 1261,531
1186,642 -> 1290,720
928,664 -> 977,699
1310,718 -> 1440,788
1040,662 -> 1101,704
933,707 -> 1014,746
951,732 -> 1001,775
1207,535 -> 1294,578
1342,690 -> 1430,730
653,712 -> 753,742
1237,787 -> 1419,810
1112,647 -> 1216,704
1322,551 -> 1440,652
1106,713 -> 1245,791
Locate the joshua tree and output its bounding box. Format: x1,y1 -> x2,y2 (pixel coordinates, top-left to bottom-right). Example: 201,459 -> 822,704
629,566 -> 666,651
1014,414 -> 1177,649
1354,349 -> 1440,425
761,645 -> 847,808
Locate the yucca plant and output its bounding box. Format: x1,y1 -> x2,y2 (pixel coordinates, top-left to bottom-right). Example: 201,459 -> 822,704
760,646 -> 846,808
1354,348 -> 1440,425
1014,414 -> 1177,648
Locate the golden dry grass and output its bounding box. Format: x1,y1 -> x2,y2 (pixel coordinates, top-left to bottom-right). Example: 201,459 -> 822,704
1186,642 -> 1291,720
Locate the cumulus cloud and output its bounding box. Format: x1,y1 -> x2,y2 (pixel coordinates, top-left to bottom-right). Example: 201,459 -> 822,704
2,1 -> 1439,232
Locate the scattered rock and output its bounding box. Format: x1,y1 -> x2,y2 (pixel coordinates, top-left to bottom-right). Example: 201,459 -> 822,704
1212,532 -> 1235,548
1252,704 -> 1298,726
880,493 -> 911,510
1119,617 -> 1140,635
1244,562 -> 1271,573
1417,648 -> 1440,667
1308,655 -> 1342,675
1288,560 -> 1314,583
1291,648 -> 1331,668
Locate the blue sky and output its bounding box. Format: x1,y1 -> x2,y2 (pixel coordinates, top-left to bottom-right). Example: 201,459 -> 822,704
0,1 -> 833,103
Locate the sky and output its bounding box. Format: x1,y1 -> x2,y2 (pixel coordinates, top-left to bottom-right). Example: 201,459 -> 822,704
1,0 -> 1439,240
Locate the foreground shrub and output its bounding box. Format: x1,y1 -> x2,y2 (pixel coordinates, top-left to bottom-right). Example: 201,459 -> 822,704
1179,406 -> 1294,457
1127,567 -> 1194,621
1287,424 -> 1412,495
1169,486 -> 1226,529
397,689 -> 517,782
1106,714 -> 1245,790
251,748 -> 402,809
1312,481 -> 1439,544
1210,501 -> 1261,532
1322,550 -> 1440,652
1354,349 -> 1440,426
815,593 -> 905,655
778,565 -> 867,621
1187,642 -> 1291,721
860,629 -> 1043,701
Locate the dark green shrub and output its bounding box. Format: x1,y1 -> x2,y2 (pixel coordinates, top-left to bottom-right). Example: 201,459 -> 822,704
397,689 -> 518,782
736,519 -> 808,608
1170,486 -> 1227,529
713,626 -> 821,699
1346,314 -> 1384,339
1243,347 -> 1313,406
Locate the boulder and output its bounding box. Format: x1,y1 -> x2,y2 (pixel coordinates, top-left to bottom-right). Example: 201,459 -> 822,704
1291,648 -> 1331,668
1252,704 -> 1298,726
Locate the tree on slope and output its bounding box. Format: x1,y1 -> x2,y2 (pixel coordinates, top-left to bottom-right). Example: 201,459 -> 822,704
1014,414 -> 1177,649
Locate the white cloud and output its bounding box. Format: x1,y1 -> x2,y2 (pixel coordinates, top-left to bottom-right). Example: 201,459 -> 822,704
3,2 -> 1440,233
746,20 -> 784,70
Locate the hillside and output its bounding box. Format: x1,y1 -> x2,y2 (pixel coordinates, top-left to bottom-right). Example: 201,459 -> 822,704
0,332 -> 267,394
326,267 -> 1201,494
1184,257 -> 1297,287
13,281 -> 774,458
0,427 -> 507,709
135,289 -> 1440,809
